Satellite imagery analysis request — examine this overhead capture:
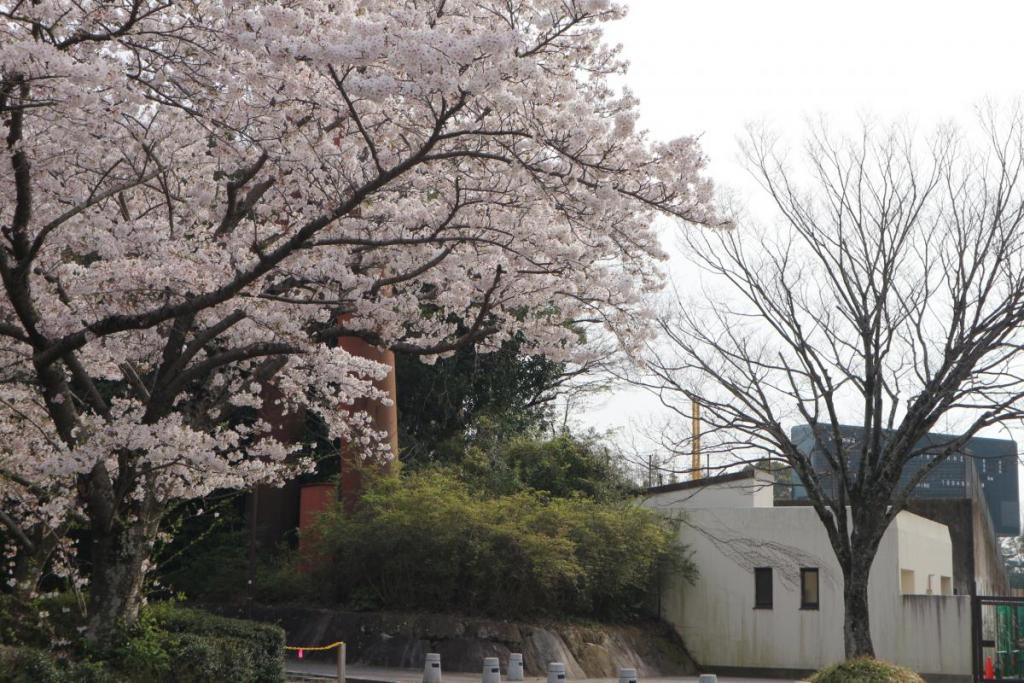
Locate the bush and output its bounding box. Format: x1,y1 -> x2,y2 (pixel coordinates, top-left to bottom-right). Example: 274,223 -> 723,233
0,600 -> 284,683
0,593 -> 87,650
809,658 -> 925,683
139,603 -> 284,683
0,646 -> 62,683
158,527 -> 251,602
457,433 -> 637,500
0,596 -> 51,649
253,556 -> 318,604
0,646 -> 116,683
156,524 -> 313,606
309,469 -> 692,619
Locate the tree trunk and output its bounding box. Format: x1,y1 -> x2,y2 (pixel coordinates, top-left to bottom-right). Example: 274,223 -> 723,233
842,553 -> 876,659
11,528 -> 59,601
85,512 -> 160,646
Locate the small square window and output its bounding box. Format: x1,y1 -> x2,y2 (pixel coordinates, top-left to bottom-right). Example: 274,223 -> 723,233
801,568 -> 819,610
754,567 -> 773,609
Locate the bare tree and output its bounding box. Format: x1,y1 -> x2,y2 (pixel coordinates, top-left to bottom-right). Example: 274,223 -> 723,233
640,115 -> 1024,659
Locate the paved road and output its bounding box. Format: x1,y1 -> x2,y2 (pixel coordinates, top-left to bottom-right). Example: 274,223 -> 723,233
285,662 -> 803,683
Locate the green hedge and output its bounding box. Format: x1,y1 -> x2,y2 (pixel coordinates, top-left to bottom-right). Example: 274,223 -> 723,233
0,646 -> 114,683
809,658 -> 925,683
309,469 -> 693,619
144,604 -> 284,682
0,601 -> 284,683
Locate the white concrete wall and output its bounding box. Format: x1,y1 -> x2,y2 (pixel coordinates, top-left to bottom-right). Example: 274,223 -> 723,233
881,595 -> 972,675
865,514 -> 969,674
653,505 -> 970,676
894,513 -> 954,595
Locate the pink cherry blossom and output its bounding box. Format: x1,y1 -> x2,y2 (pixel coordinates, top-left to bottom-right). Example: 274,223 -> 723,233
0,0 -> 719,636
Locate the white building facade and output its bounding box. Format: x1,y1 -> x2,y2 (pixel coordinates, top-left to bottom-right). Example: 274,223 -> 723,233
643,470 -> 972,681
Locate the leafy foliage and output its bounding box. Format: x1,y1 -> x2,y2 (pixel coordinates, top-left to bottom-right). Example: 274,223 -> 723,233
307,469 -> 692,619
808,658 -> 924,683
0,593 -> 90,654
0,646 -> 65,683
159,433 -> 641,608
0,599 -> 283,683
396,336 -> 568,465
155,520 -> 303,607
136,604 -> 284,683
463,433 -> 635,500
1001,537 -> 1024,589
153,499 -> 250,603
0,646 -> 115,682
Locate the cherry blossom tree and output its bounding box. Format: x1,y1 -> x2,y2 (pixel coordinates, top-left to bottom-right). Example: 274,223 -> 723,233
0,0 -> 717,642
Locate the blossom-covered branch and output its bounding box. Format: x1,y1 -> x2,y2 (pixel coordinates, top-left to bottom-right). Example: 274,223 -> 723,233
0,0 -> 717,640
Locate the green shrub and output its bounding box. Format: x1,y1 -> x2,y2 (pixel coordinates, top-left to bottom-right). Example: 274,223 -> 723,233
107,604 -> 175,679
253,556 -> 318,604
0,593 -> 87,651
491,434 -> 636,500
158,528 -> 250,602
64,661 -> 116,683
0,646 -> 116,683
0,596 -> 50,649
309,469 -> 692,619
143,603 -> 284,683
449,433 -> 636,500
166,633 -> 258,682
809,658 -> 925,683
157,526 -> 311,606
0,601 -> 282,683
109,603 -> 283,682
0,646 -> 63,683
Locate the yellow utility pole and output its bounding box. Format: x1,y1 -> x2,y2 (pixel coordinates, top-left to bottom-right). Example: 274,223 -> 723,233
691,399 -> 702,480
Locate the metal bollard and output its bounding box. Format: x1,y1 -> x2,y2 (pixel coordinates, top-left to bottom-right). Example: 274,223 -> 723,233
337,643 -> 346,683
507,653 -> 524,682
483,657 -> 501,683
424,653 -> 442,683
698,675 -> 717,683
547,662 -> 567,683
617,668 -> 636,683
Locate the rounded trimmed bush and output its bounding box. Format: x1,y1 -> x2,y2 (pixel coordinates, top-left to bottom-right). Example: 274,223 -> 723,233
809,658 -> 925,683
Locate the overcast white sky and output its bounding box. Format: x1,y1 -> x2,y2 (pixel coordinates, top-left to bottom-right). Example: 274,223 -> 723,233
579,0 -> 1024,466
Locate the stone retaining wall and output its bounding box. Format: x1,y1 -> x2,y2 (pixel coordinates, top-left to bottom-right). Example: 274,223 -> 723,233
208,605 -> 696,678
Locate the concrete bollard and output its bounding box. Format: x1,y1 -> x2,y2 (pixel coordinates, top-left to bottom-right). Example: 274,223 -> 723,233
507,654 -> 524,681
424,653 -> 442,683
617,668 -> 637,683
698,675 -> 717,683
547,662 -> 567,683
482,657 -> 501,683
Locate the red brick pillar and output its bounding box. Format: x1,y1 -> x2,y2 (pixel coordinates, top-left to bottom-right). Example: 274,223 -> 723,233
296,332 -> 399,562
336,335 -> 399,511
297,482 -> 337,564
252,383 -> 307,546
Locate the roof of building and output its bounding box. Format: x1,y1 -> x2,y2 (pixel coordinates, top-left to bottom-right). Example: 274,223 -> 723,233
645,468 -> 756,495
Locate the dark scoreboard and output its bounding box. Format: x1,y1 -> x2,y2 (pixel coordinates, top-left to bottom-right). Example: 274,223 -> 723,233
789,424 -> 1021,536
